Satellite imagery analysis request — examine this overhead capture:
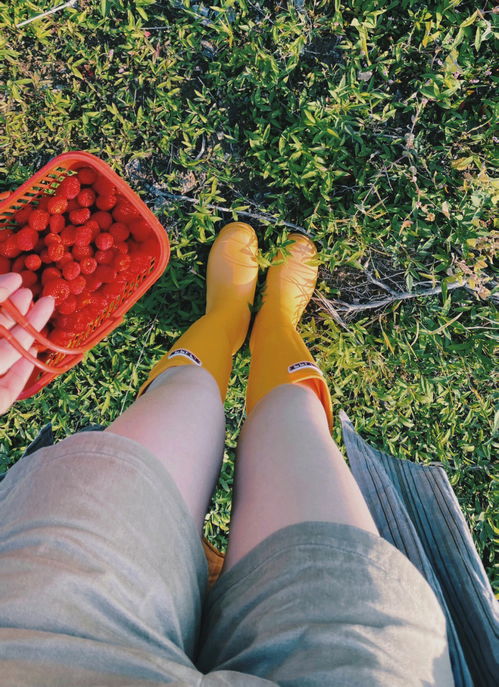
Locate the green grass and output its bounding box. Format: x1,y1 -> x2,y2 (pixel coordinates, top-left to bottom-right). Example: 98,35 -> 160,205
0,1 -> 497,588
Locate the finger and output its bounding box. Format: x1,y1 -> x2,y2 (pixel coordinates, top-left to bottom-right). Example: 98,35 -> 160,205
0,351 -> 35,415
0,296 -> 54,375
0,288 -> 33,329
0,273 -> 23,302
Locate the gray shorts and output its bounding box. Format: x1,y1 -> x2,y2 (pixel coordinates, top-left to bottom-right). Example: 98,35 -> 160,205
0,431 -> 453,686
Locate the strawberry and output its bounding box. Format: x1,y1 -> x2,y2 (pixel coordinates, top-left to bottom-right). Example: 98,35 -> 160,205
91,211 -> 112,229
21,270 -> 37,288
109,222 -> 130,243
0,256 -> 11,273
68,274 -> 86,295
62,261 -> 81,281
44,232 -> 63,246
56,251 -> 73,268
80,257 -> 97,275
93,175 -> 116,196
37,196 -> 51,211
28,209 -> 49,232
74,224 -> 93,246
76,167 -> 97,185
54,314 -> 73,332
72,244 -> 94,261
95,194 -> 117,211
101,282 -> 124,300
67,198 -> 80,212
90,292 -> 108,309
0,229 -> 13,242
50,329 -> 73,346
24,254 -> 42,271
61,227 -> 77,246
76,188 -> 95,208
47,243 -> 65,262
116,268 -> 134,284
85,274 -> 103,292
84,220 -> 100,241
95,249 -> 114,265
74,309 -> 94,332
15,227 -> 38,251
41,267 -> 62,285
14,205 -> 32,225
129,253 -> 150,275
95,265 -> 116,283
12,256 -> 25,272
86,292 -> 108,315
58,176 -> 81,199
112,200 -> 139,224
115,241 -> 129,255
42,278 -> 71,305
129,219 -> 152,242
0,236 -> 21,258
114,254 -> 131,272
69,208 -> 91,225
57,295 -> 77,315
47,195 -> 68,214
40,249 -> 53,265
49,214 -> 65,233
95,232 -> 114,251
75,292 -> 92,310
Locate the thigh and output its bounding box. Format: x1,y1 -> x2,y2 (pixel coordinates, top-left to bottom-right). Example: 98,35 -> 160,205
0,431 -> 206,684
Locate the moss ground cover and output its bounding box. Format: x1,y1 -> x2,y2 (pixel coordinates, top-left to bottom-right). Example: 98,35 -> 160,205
0,1 -> 497,587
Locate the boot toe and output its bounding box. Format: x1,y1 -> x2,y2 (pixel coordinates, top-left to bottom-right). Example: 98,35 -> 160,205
287,233 -> 317,261
220,222 -> 257,245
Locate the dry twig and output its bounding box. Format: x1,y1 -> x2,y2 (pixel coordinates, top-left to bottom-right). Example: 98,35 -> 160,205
330,280 -> 464,314
145,185 -> 497,315
145,185 -> 311,234
317,277 -> 498,319
16,0 -> 77,27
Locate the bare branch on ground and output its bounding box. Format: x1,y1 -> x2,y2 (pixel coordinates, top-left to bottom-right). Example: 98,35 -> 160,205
145,184 -> 497,315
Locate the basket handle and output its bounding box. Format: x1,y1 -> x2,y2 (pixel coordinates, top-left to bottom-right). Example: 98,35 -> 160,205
0,297 -> 86,356
0,296 -> 86,374
0,323 -> 84,374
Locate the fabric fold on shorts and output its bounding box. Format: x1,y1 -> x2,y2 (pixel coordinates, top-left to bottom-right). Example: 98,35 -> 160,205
198,521 -> 454,687
0,431 -> 207,684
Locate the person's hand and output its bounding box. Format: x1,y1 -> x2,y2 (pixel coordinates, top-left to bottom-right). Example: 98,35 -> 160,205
0,273 -> 54,415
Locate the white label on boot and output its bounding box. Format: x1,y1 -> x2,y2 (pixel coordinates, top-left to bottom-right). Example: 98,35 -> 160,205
288,361 -> 322,374
168,349 -> 202,366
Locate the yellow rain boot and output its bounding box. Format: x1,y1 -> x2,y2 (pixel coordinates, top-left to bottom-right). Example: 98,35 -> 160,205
246,233 -> 333,429
139,222 -> 259,401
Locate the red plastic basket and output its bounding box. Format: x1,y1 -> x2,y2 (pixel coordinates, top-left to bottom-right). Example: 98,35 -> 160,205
0,151 -> 170,399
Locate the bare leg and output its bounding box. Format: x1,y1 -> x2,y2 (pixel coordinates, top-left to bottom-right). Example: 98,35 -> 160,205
106,365 -> 225,531
224,383 -> 378,570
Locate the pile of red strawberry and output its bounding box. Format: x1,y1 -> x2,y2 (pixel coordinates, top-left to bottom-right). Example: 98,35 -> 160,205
0,167 -> 156,348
